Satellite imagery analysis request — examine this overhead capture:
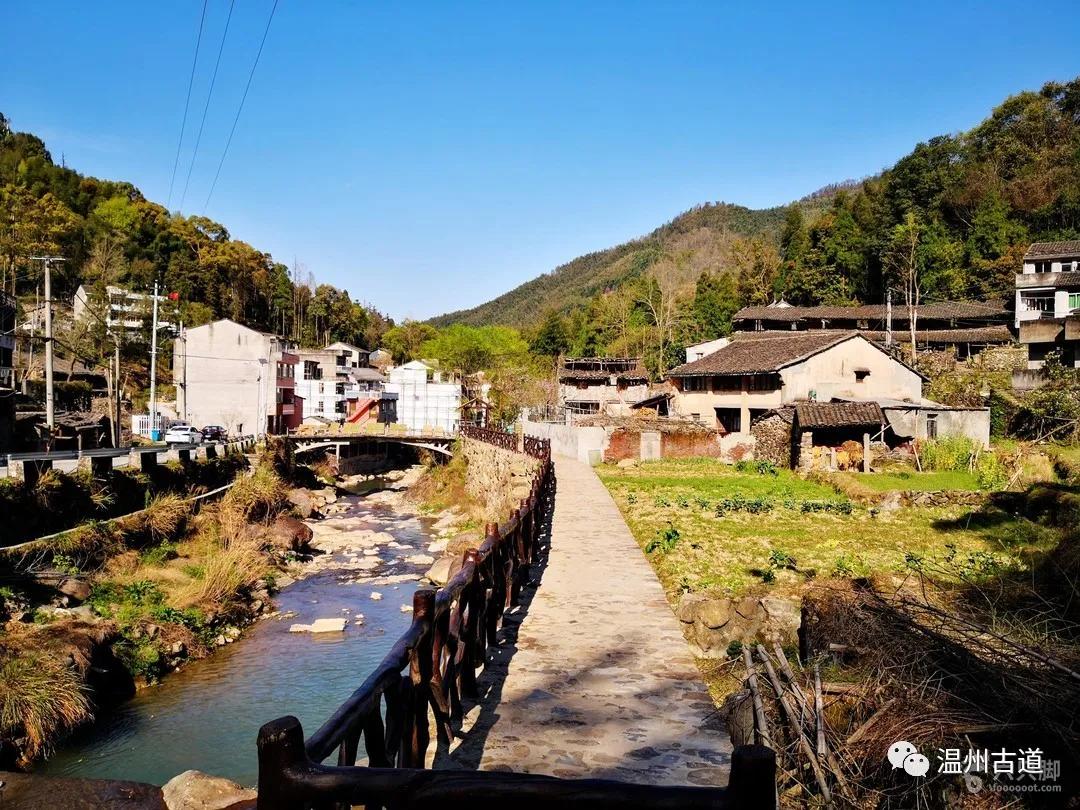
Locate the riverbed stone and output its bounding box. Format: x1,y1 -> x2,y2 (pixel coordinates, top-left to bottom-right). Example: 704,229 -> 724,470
404,553 -> 435,566
424,555 -> 459,586
288,617 -> 347,633
162,769 -> 256,810
286,488 -> 315,518
56,577 -> 92,603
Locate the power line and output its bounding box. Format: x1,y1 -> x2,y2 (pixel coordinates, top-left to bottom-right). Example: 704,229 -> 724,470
203,0 -> 280,213
167,0 -> 210,211
178,0 -> 236,212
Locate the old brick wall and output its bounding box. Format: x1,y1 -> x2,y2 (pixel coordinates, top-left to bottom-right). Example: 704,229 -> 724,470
661,432 -> 724,458
461,436 -> 540,521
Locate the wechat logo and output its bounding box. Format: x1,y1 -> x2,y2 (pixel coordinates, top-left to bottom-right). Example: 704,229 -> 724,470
888,741 -> 930,777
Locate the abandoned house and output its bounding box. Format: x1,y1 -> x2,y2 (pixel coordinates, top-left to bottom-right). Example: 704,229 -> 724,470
557,357 -> 649,416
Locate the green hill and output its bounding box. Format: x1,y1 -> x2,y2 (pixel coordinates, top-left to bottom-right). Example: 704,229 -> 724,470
434,77 -> 1080,329
429,201 -> 799,328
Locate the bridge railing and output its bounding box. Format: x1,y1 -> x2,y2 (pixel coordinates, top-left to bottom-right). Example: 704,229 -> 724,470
255,430 -> 775,808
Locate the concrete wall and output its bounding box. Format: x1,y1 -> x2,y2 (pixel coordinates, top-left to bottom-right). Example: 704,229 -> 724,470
520,419 -> 608,464
884,407 -> 991,448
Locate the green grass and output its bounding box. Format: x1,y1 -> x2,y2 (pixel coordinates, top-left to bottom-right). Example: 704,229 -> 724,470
597,459 -> 1056,600
839,469 -> 982,492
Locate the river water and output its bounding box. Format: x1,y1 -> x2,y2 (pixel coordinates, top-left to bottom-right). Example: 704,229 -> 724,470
39,483 -> 435,787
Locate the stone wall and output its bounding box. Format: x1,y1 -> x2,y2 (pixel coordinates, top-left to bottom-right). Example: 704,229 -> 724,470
461,436 -> 541,521
751,413 -> 792,468
676,593 -> 802,658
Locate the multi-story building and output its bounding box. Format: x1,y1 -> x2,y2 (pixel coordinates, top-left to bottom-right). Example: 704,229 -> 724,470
295,343 -> 394,425
557,357 -> 649,416
73,284 -> 175,336
384,361 -> 460,433
175,319 -> 300,436
1015,241 -> 1080,369
0,291 -> 15,391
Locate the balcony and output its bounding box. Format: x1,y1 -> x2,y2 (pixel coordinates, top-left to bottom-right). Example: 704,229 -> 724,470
1016,270 -> 1080,289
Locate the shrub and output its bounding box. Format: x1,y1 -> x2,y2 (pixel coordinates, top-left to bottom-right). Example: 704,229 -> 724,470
0,652 -> 92,765
645,524 -> 681,554
918,436 -> 979,472
715,496 -> 773,515
734,459 -> 779,476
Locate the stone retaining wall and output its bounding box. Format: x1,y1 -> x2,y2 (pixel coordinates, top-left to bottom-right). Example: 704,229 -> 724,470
461,436 -> 540,521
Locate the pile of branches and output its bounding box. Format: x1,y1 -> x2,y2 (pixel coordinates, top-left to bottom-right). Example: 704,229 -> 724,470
740,580 -> 1080,806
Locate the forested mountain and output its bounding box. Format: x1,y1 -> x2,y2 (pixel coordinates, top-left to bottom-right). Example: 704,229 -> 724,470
0,113 -> 391,349
433,78 -> 1080,346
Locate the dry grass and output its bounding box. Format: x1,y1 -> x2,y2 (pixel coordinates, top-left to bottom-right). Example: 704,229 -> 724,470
139,494 -> 192,543
0,650 -> 92,766
175,531 -> 268,609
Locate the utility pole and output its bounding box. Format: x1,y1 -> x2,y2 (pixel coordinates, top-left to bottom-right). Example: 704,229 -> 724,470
885,288 -> 893,348
148,280 -> 160,439
30,256 -> 65,435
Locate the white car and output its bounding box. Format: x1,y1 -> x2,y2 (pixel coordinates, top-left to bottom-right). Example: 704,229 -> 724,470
163,425 -> 204,445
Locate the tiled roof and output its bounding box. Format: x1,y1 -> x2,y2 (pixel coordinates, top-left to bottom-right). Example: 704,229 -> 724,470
559,357 -> 648,381
733,299 -> 1008,324
795,401 -> 884,429
667,331 -> 855,376
1024,241 -> 1080,259
861,325 -> 1014,344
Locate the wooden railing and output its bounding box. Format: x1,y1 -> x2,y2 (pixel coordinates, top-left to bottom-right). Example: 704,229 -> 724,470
256,430 -> 776,808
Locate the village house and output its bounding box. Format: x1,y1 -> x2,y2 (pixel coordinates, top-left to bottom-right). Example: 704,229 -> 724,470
666,331 -> 990,459
73,284 -> 176,337
733,299 -> 1012,359
384,360 -> 461,433
1015,240 -> 1080,370
557,357 -> 649,416
295,342 -> 395,426
174,319 -> 301,437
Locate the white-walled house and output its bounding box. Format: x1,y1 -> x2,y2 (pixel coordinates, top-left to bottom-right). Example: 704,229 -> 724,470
1015,241 -> 1080,369
684,337 -> 730,363
384,361 -> 461,433
175,319 -> 300,437
666,331 -> 923,435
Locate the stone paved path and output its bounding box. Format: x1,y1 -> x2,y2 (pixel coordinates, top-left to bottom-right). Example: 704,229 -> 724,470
447,455 -> 731,786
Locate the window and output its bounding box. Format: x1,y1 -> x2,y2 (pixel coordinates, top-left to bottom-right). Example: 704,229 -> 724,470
1060,260 -> 1076,272
925,412 -> 938,439
682,377 -> 707,392
690,413 -> 701,423
854,368 -> 871,382
746,374 -> 778,392
303,361 -> 321,380
715,407 -> 742,434
1035,261 -> 1052,273
1070,293 -> 1080,312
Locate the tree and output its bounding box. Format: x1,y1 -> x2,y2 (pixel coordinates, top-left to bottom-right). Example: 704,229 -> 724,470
885,212 -> 923,363
530,311 -> 570,357
689,271 -> 738,342
382,321 -> 437,363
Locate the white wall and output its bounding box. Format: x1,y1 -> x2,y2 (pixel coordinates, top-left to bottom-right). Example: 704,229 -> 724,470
385,362 -> 461,432
520,418 -> 608,464
781,337 -> 922,402
175,320 -> 273,436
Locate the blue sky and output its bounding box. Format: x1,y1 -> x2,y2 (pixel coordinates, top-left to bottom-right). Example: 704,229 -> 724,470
3,2 -> 1079,320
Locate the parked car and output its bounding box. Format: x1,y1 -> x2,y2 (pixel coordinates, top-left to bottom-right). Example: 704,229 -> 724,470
164,425 -> 204,445
201,425 -> 228,441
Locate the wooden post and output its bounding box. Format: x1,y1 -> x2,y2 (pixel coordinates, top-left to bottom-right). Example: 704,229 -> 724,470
256,716 -> 308,810
728,744 -> 777,810
863,431 -> 871,473
405,588 -> 435,768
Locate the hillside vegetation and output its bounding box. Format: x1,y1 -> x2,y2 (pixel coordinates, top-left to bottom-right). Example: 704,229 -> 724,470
433,78 -> 1080,348
0,113 -> 391,352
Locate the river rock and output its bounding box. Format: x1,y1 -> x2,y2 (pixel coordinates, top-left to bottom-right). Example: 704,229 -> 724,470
370,591 -> 383,600
162,769 -> 256,810
427,539 -> 448,553
424,555 -> 459,586
289,617 -> 347,633
287,488 -> 316,518
405,553 -> 435,566
56,577 -> 92,603
270,515 -> 313,552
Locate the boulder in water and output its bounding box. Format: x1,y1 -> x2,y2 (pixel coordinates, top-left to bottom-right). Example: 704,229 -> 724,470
162,769 -> 256,809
